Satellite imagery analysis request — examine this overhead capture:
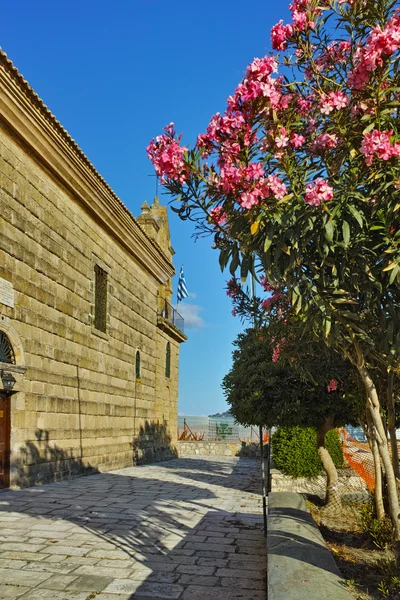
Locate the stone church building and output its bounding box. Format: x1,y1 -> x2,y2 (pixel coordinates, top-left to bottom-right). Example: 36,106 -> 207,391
0,50 -> 186,488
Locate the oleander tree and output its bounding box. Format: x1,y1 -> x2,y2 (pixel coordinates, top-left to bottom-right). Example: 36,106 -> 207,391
223,326 -> 362,509
147,0 -> 400,542
225,278 -> 394,519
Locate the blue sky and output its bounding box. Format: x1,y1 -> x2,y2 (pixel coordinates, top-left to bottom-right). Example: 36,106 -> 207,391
2,0 -> 290,415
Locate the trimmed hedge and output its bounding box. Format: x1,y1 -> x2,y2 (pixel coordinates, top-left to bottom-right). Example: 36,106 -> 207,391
272,426 -> 343,478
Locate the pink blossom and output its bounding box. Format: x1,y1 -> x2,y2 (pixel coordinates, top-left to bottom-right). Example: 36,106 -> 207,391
260,276 -> 275,293
305,179 -> 334,206
272,338 -> 286,363
292,10 -> 307,31
316,41 -> 351,70
327,379 -> 338,392
209,206 -> 227,225
349,14 -> 400,89
147,124 -> 188,183
265,174 -> 287,199
246,56 -> 278,80
226,279 -> 241,300
275,127 -> 290,149
240,190 -> 261,209
271,20 -> 293,51
290,133 -> 305,148
320,91 -> 349,114
245,163 -> 265,180
297,97 -> 314,116
261,292 -> 283,313
360,130 -> 400,166
311,133 -> 338,152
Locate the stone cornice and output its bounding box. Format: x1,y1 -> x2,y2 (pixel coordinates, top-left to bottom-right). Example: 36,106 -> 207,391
0,50 -> 175,284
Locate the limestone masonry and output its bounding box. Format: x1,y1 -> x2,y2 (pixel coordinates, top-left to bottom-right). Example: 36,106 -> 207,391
0,49 -> 186,487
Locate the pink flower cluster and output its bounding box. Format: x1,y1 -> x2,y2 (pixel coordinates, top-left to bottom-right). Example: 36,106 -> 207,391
349,14 -> 400,89
226,278 -> 241,300
320,91 -> 349,114
147,124 -> 188,183
266,174 -> 287,199
260,276 -> 275,293
291,133 -> 305,148
209,206 -> 227,225
271,20 -> 293,51
316,41 -> 351,71
233,56 -> 281,110
261,291 -> 283,312
239,174 -> 287,209
305,178 -> 334,206
327,379 -> 338,392
360,130 -> 400,166
196,112 -> 247,158
271,0 -> 320,50
272,337 -> 286,363
311,133 -> 338,152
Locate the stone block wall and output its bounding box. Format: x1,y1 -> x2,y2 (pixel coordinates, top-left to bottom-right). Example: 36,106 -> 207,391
0,126 -> 181,486
177,440 -> 245,457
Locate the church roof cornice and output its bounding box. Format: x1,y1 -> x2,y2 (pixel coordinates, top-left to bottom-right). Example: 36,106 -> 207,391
0,49 -> 175,284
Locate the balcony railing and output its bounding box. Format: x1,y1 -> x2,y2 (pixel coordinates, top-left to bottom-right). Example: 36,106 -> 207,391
158,300 -> 184,334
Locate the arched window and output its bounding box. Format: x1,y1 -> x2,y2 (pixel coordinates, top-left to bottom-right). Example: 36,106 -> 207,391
135,350 -> 141,380
165,342 -> 171,378
0,331 -> 15,365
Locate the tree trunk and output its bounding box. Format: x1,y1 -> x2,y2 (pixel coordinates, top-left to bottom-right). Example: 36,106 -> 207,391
317,417 -> 341,511
363,411 -> 385,520
358,364 -> 400,552
386,371 -> 400,484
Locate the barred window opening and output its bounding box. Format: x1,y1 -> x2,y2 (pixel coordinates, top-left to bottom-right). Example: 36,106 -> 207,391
136,350 -> 141,379
94,265 -> 107,333
165,342 -> 171,378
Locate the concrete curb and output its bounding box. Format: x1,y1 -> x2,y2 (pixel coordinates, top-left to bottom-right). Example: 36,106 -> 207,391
267,492 -> 354,600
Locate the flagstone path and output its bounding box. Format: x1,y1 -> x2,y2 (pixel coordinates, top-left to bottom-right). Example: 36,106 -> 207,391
0,456 -> 267,599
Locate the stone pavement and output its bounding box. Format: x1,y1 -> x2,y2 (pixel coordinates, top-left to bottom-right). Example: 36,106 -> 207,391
0,456 -> 267,599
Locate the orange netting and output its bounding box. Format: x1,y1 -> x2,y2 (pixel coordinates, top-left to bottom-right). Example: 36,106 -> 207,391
341,428 -> 400,493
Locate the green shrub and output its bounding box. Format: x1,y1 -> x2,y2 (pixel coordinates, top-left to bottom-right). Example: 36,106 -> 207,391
360,501 -> 393,549
272,426 -> 343,478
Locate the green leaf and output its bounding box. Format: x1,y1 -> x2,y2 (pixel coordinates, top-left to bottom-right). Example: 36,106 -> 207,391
240,255 -> 249,283
324,316 -> 331,338
325,220 -> 334,243
342,221 -> 350,247
383,260 -> 398,272
348,205 -> 363,228
389,265 -> 399,284
264,236 -> 273,253
362,122 -> 376,135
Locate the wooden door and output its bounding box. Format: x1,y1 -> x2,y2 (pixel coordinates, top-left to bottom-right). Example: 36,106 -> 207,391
0,393 -> 10,488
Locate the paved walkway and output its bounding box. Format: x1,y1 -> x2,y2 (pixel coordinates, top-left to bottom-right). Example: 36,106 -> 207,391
0,456 -> 267,599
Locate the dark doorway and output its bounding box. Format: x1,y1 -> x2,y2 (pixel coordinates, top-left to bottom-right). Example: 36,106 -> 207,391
0,393 -> 11,488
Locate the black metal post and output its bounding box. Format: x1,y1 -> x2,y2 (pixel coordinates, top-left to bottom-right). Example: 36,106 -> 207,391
259,424 -> 267,537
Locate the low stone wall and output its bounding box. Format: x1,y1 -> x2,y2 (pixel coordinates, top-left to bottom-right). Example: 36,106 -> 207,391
177,440 -> 259,457
271,467 -> 368,497
268,492 -> 354,600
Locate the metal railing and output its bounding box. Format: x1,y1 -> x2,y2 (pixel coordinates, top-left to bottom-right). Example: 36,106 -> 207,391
158,300 -> 184,334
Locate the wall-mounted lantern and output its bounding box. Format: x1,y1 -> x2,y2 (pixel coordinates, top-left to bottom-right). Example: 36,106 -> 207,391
1,371 -> 16,394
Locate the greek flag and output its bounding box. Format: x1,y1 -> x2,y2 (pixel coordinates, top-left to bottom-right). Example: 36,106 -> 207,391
177,266 -> 189,303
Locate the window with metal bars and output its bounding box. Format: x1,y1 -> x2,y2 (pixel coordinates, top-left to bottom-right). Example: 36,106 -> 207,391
136,350 -> 141,380
165,342 -> 171,378
94,265 -> 107,333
